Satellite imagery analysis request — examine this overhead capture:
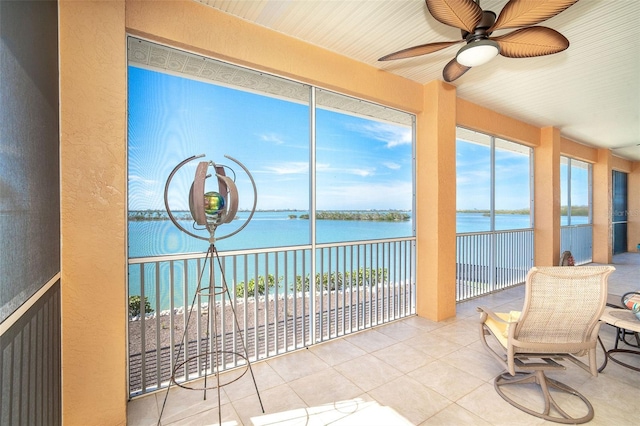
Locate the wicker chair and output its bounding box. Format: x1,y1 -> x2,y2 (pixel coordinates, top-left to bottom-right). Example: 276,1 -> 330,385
478,265 -> 615,424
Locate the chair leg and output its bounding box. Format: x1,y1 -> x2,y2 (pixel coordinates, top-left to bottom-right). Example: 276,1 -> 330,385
494,370 -> 594,424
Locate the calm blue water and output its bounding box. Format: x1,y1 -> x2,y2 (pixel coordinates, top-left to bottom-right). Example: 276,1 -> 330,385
128,212 -> 585,311
455,212 -> 588,233
456,212 -> 532,233
128,211 -> 413,311
128,211 -> 414,258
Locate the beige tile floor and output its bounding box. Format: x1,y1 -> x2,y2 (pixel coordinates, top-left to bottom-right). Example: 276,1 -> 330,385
128,253 -> 640,425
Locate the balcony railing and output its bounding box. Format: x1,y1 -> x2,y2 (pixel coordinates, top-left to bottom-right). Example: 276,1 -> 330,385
127,237 -> 416,397
560,224 -> 593,265
456,229 -> 534,301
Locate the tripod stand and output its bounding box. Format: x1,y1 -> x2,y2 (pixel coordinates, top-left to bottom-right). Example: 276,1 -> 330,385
158,243 -> 264,425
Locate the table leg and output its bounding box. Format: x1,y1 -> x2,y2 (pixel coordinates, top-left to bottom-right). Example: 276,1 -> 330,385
597,335 -> 609,373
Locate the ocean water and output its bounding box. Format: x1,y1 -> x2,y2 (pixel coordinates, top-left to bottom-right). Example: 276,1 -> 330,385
128,211 -> 584,310
129,211 -> 592,258
128,211 -> 414,258
128,211 -> 414,311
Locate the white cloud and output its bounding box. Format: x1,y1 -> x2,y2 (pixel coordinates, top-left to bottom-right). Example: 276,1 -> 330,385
316,163 -> 375,177
348,168 -> 375,177
261,162 -> 309,175
256,162 -> 374,178
128,174 -> 157,185
258,132 -> 285,145
383,162 -> 402,170
351,122 -> 412,149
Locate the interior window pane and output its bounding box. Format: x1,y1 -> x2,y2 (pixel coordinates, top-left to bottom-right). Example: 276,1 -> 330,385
570,159 -> 590,224
315,89 -> 414,244
456,128 -> 491,232
494,138 -> 532,230
560,157 -> 569,226
127,39 -> 310,256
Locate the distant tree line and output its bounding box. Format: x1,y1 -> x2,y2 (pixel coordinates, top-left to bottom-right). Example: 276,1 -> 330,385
457,206 -> 589,216
298,211 -> 410,221
129,210 -> 191,221
130,210 -> 410,222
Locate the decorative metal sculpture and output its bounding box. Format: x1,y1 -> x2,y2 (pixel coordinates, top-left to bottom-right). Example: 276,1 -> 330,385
164,154 -> 257,243
158,154 -> 263,425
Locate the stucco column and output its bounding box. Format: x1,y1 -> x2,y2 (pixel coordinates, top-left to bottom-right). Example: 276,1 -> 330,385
534,127 -> 561,265
60,1 -> 127,424
627,162 -> 640,252
592,149 -> 613,263
415,80 -> 457,321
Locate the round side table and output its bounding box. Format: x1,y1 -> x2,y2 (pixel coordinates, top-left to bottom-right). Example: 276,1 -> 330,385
598,307 -> 640,372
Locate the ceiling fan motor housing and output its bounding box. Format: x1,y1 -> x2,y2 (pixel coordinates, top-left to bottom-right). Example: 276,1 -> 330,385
461,10 -> 496,41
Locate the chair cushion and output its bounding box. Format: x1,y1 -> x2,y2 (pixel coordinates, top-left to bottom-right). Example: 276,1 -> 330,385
485,311 -> 521,348
623,292 -> 640,320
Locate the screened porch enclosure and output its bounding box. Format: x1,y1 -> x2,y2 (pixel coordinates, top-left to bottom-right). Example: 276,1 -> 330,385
126,37 -> 417,397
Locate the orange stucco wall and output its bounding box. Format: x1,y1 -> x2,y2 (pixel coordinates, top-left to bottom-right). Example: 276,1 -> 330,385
60,1 -> 127,424
592,149 -> 613,263
535,127 -> 562,265
612,155 -> 634,173
456,98 -> 540,147
629,163 -> 640,252
560,137 -> 598,163
416,81 -> 457,321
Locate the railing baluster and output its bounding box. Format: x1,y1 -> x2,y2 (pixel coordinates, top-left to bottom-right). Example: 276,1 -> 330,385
242,255 -> 248,360
155,262 -> 161,390
273,252 -> 278,355
282,251 -> 287,353
182,260 -> 188,382
292,250 -> 297,349
169,260 -> 175,387
302,250 -> 307,346
341,246 -> 346,335
139,264 -> 146,392
232,256 -> 238,365
253,254 -> 259,359
336,246 -> 341,336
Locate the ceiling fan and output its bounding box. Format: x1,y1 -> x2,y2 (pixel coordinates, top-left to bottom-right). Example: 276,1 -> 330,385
379,0 -> 579,82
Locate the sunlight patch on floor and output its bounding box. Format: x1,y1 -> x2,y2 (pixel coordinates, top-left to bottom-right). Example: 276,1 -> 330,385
250,398 -> 413,426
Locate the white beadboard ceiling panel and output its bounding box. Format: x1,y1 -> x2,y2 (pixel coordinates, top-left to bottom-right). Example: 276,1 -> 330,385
193,0 -> 639,160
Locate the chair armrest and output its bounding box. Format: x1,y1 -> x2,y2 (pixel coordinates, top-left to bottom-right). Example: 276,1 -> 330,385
477,306 -> 518,324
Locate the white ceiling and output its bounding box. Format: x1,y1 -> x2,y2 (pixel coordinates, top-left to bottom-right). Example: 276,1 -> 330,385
194,0 -> 640,161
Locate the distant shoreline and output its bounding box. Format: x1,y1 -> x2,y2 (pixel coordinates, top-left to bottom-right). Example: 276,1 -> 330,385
128,209 -> 412,222
457,207 -> 588,216
129,208 -> 587,222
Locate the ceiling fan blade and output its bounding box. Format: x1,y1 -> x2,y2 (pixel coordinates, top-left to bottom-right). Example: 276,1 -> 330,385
492,27 -> 569,58
426,0 -> 483,33
490,0 -> 579,32
442,58 -> 471,82
379,40 -> 461,61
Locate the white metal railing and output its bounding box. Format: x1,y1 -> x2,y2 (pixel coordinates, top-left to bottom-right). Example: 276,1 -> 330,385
127,237 -> 416,397
560,224 -> 593,265
456,229 -> 534,301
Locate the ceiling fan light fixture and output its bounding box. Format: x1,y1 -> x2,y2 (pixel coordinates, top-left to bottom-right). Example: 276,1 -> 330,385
456,39 -> 500,67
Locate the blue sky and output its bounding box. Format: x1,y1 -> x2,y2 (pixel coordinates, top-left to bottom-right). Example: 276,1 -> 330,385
455,140 -> 537,211
456,139 -> 589,211
128,66 -> 413,212
129,65 -> 586,216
